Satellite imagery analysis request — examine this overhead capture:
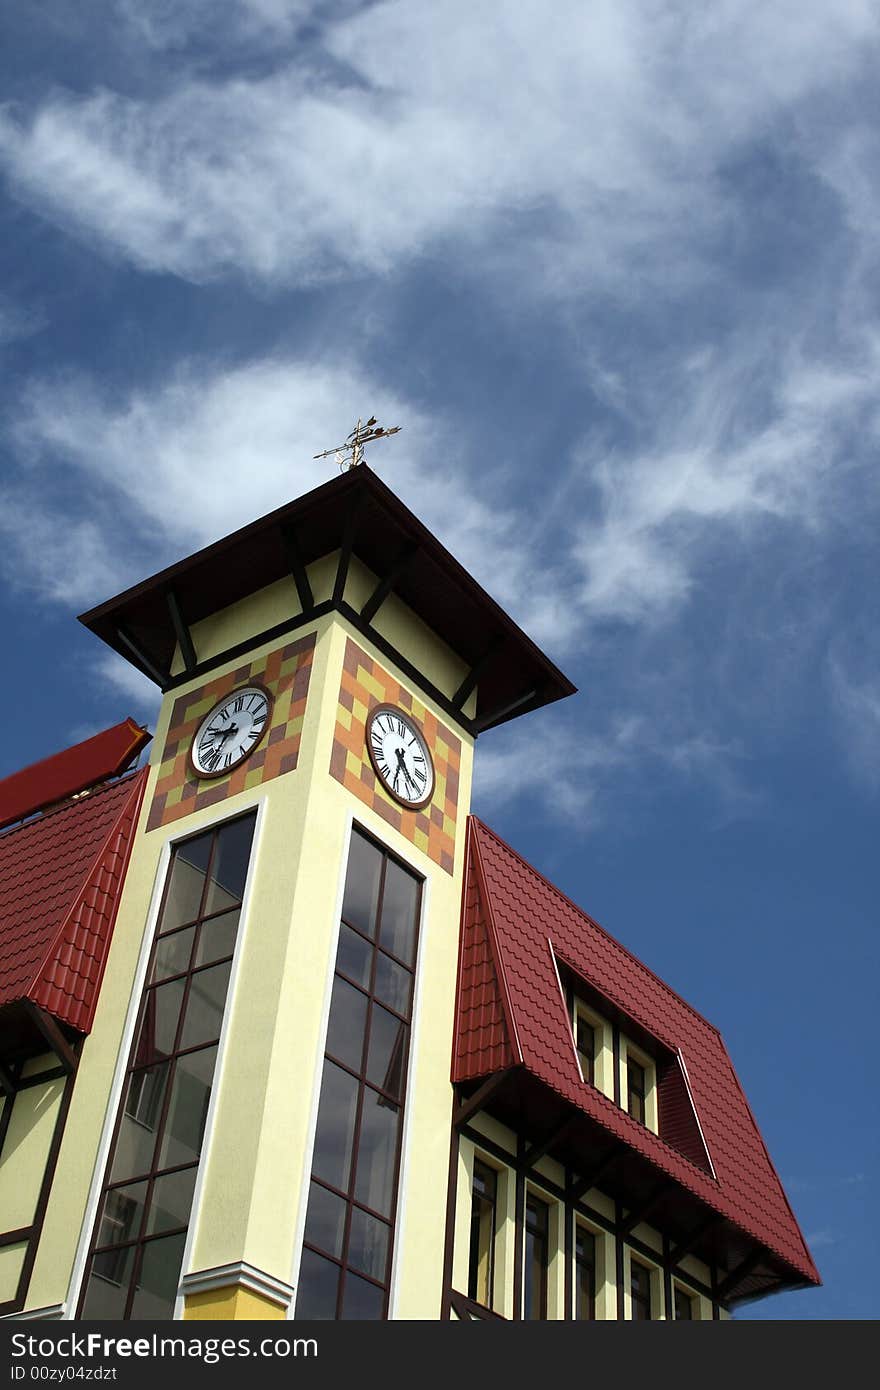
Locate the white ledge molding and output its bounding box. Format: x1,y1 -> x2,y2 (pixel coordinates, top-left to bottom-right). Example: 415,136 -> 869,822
2,1303 -> 66,1321
180,1261 -> 294,1309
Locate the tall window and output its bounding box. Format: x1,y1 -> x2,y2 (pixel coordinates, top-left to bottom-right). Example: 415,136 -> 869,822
674,1284 -> 696,1319
574,1225 -> 596,1320
627,1057 -> 646,1124
79,814 -> 256,1319
523,1193 -> 549,1320
468,1160 -> 497,1308
295,829 -> 422,1320
630,1259 -> 652,1320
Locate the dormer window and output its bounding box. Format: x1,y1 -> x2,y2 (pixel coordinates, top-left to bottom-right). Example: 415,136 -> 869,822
570,998 -> 614,1100
620,1037 -> 658,1133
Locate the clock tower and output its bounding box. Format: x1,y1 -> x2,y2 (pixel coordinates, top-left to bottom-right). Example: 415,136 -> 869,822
9,462 -> 572,1321
0,461 -> 818,1323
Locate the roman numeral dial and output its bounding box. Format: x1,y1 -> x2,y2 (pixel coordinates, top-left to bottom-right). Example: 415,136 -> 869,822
190,684 -> 273,779
365,704 -> 435,810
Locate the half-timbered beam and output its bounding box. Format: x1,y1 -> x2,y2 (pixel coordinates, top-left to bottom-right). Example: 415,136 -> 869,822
166,588 -> 197,674
281,523 -> 315,614
716,1247 -> 764,1302
452,637 -> 505,711
25,1004 -> 78,1076
116,624 -> 169,688
521,1118 -> 577,1172
452,1070 -> 514,1130
332,496 -> 360,606
567,1143 -> 624,1204
360,541 -> 420,625
618,1181 -> 676,1238
669,1214 -> 723,1268
0,1064 -> 15,1099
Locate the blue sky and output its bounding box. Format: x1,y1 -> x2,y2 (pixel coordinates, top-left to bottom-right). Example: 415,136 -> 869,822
0,1 -> 877,1319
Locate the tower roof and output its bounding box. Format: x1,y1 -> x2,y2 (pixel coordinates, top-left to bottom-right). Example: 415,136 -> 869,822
79,466 -> 576,736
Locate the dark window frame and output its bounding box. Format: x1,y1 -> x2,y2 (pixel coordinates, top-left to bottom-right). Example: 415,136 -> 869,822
468,1158 -> 498,1309
296,826 -> 423,1320
574,1223 -> 597,1320
77,812 -> 256,1319
630,1257 -> 653,1320
524,1191 -> 550,1320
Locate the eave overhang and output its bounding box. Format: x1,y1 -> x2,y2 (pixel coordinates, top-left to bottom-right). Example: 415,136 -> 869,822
78,466 -> 576,737
453,1064 -> 814,1308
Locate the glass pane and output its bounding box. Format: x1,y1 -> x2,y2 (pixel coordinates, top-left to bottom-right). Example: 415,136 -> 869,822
365,1006 -> 407,1100
373,953 -> 412,1017
378,859 -> 419,965
311,1062 -> 359,1194
353,1086 -> 400,1218
157,1046 -> 217,1170
160,835 -> 212,931
341,834 -> 382,939
303,1182 -> 347,1261
146,1167 -> 198,1236
133,979 -> 185,1065
347,1207 -> 389,1282
110,1064 -> 170,1183
326,977 -> 368,1073
178,961 -> 232,1049
150,928 -> 195,983
195,910 -> 240,967
81,1246 -> 136,1318
336,925 -> 372,989
203,815 -> 255,916
295,1249 -> 339,1319
96,1181 -> 148,1249
340,1270 -> 384,1320
129,1233 -> 187,1320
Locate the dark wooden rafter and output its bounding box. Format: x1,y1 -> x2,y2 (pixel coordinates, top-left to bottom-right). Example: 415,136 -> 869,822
716,1247 -> 765,1302
116,623 -> 170,688
452,1070 -> 514,1130
0,1064 -> 15,1099
566,1143 -> 625,1203
449,1290 -> 506,1321
360,540 -> 420,625
280,523 -> 315,614
618,1181 -> 676,1238
473,687 -> 538,735
440,1123 -> 461,1320
25,1003 -> 79,1076
165,587 -> 197,674
452,636 -> 505,712
17,1065 -> 68,1091
669,1213 -> 724,1268
521,1118 -> 577,1172
332,494 -> 361,606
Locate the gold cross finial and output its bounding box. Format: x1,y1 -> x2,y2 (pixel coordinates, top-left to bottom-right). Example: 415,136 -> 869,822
314,416 -> 402,472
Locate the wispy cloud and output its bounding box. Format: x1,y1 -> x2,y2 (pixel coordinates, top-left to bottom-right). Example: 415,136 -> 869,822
0,2 -> 876,291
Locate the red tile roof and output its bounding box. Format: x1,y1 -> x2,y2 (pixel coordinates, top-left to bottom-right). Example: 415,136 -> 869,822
0,718 -> 150,832
454,817 -> 819,1292
0,769 -> 148,1034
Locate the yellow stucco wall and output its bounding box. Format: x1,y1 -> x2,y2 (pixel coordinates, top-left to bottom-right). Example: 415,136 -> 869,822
183,1287 -> 285,1320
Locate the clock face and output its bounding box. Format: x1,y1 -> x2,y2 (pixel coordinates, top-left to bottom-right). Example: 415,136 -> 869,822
190,684 -> 273,779
366,704 -> 435,809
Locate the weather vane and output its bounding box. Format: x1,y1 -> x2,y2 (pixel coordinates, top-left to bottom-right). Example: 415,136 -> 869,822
314,416 -> 401,472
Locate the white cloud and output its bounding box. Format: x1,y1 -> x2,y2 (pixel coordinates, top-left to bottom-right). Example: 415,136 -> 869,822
828,657 -> 880,791
94,653 -> 163,722
0,2 -> 875,289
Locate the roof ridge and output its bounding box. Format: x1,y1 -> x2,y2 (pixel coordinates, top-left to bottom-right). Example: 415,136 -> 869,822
470,815 -> 723,1039
0,768 -> 143,842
